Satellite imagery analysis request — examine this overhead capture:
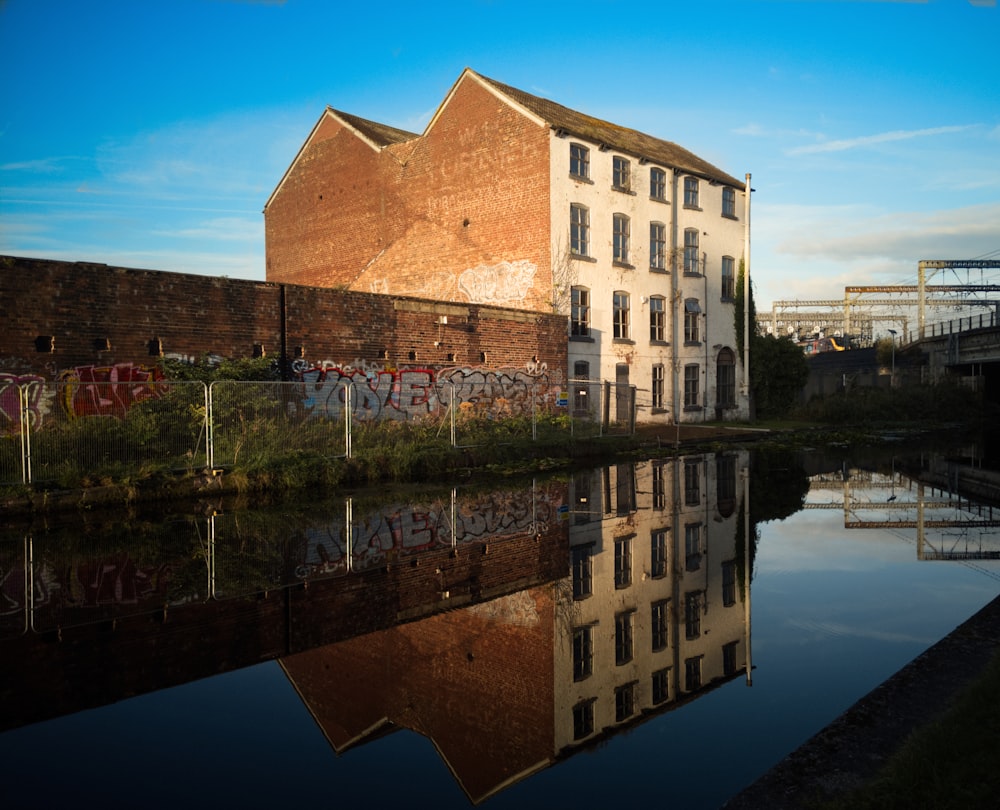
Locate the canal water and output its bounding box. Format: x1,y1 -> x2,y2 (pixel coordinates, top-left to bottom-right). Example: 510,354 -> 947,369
2,443 -> 998,808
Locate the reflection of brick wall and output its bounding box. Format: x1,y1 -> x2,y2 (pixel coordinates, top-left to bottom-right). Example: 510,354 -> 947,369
265,76 -> 553,312
0,255 -> 565,381
282,586 -> 557,803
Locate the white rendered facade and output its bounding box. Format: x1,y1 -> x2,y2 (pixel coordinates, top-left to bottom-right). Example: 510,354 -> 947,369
549,133 -> 749,424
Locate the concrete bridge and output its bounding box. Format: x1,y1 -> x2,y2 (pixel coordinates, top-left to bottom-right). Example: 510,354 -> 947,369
908,310 -> 1000,398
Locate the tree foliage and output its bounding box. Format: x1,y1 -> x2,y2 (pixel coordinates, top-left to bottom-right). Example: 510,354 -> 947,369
734,259 -> 810,418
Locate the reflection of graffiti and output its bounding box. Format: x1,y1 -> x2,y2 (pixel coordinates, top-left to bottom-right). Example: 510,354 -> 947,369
0,373 -> 45,432
294,488 -> 563,578
290,359 -> 562,423
59,363 -> 164,419
458,260 -> 536,305
69,554 -> 171,606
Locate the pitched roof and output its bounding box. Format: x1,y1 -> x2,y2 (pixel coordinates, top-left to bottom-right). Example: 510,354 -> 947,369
330,109 -> 419,147
474,71 -> 745,189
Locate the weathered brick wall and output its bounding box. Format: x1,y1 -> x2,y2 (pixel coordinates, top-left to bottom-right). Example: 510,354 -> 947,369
265,74 -> 554,313
0,255 -> 566,384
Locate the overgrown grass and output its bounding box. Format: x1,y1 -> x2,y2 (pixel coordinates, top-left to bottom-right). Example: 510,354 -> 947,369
816,648 -> 1000,810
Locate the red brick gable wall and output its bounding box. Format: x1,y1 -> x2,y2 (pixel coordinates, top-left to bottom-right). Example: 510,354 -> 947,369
265,75 -> 553,313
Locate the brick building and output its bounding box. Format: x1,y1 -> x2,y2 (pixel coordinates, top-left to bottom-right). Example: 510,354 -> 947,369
265,68 -> 751,424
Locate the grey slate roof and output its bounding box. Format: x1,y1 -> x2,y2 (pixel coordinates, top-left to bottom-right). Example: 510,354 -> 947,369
476,72 -> 745,189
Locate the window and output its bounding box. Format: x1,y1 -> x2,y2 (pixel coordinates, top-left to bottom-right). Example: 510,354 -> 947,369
650,167 -> 667,201
573,360 -> 590,415
649,222 -> 666,270
652,668 -> 671,704
652,363 -> 664,410
723,186 -> 736,218
717,453 -> 737,518
652,599 -> 669,651
615,611 -> 634,665
723,641 -> 739,676
573,699 -> 595,740
716,348 -> 736,409
684,176 -> 700,208
684,460 -> 700,506
571,286 -> 590,337
721,256 -> 735,300
722,560 -> 737,607
683,228 -> 700,274
684,363 -> 700,408
613,214 -> 630,264
614,463 -> 636,515
685,524 -> 702,571
613,156 -> 631,191
572,544 -> 593,599
684,591 -> 702,639
614,535 -> 632,589
685,656 -> 703,691
613,291 -> 630,340
649,296 -> 665,342
570,204 -> 590,256
615,683 -> 636,722
573,625 -> 593,680
652,464 -> 665,510
651,528 -> 667,578
570,143 -> 590,179
684,299 -> 701,343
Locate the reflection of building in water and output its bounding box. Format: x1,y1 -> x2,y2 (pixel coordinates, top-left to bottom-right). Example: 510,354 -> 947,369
803,463 -> 1000,561
557,454 -> 751,752
280,454 -> 752,803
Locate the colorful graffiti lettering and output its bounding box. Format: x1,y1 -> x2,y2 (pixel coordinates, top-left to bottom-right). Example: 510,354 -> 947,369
58,363 -> 164,419
290,359 -> 563,423
0,373 -> 46,433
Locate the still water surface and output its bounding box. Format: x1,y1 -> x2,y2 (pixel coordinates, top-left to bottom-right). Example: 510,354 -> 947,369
2,445 -> 998,808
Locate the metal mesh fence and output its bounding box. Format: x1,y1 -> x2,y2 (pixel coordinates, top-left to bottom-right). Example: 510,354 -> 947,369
209,381 -> 348,468
24,381 -> 209,485
2,377 -> 637,484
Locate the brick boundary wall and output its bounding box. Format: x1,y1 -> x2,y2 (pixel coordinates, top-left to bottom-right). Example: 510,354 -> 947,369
0,255 -> 566,384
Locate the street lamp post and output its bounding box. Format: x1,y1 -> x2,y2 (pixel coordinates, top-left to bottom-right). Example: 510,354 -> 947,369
887,329 -> 897,387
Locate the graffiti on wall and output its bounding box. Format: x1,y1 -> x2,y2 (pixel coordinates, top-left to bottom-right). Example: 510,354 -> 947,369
0,373 -> 46,433
293,487 -> 564,579
290,359 -> 562,423
58,363 -> 165,420
369,259 -> 537,306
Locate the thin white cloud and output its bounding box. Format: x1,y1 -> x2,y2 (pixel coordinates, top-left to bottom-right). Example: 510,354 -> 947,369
789,125 -> 975,155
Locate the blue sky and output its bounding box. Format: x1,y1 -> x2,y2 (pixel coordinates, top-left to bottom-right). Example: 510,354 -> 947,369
2,0 -> 998,310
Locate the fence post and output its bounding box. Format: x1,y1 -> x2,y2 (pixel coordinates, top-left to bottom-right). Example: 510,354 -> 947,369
532,382 -> 538,442
450,382 -> 457,448
345,381 -> 353,459
20,383 -> 31,484
207,382 -> 216,469
201,382 -> 210,471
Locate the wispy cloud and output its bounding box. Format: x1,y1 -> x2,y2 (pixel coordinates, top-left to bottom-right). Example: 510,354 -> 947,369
789,125 -> 975,155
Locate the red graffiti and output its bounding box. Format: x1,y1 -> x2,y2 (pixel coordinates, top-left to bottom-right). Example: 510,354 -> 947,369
59,363 -> 164,419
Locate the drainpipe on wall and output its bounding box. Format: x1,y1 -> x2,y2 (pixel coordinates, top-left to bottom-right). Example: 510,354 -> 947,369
671,169 -> 681,424
742,174 -> 752,405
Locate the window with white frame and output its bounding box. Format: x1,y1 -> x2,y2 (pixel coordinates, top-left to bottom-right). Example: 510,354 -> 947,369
722,186 -> 736,218
572,625 -> 593,680
615,682 -> 636,722
570,204 -> 590,256
716,348 -> 736,408
614,535 -> 632,589
649,296 -> 665,342
652,668 -> 670,704
652,599 -> 669,651
684,299 -> 701,343
685,524 -> 702,571
685,655 -> 703,691
721,256 -> 736,300
684,176 -> 700,208
683,228 -> 700,274
684,591 -> 702,639
684,459 -> 700,505
652,362 -> 665,410
651,527 -> 667,577
722,560 -> 737,607
573,699 -> 595,739
572,544 -> 593,599
613,213 -> 630,264
615,610 -> 634,665
570,143 -> 590,180
613,156 -> 631,191
571,286 -> 590,336
573,360 -> 590,414
684,363 -> 700,408
650,167 -> 667,201
613,291 -> 630,340
649,222 -> 666,270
